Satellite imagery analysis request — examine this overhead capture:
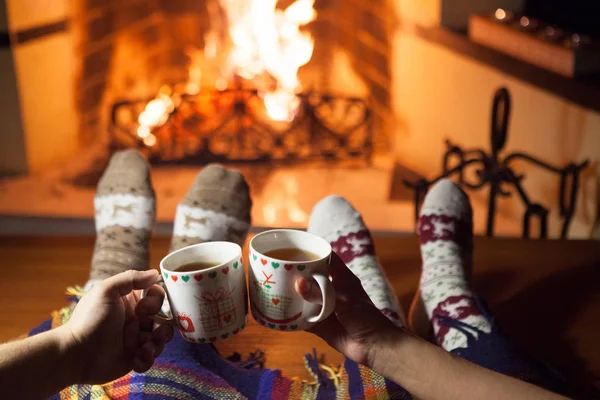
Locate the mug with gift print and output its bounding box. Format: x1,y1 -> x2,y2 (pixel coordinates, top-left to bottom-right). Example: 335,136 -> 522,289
248,229 -> 335,331
155,242 -> 248,343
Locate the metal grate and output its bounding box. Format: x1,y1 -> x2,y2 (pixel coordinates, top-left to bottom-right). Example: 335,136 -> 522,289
109,86 -> 373,165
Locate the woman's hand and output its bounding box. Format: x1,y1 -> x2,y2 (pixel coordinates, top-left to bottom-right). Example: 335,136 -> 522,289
295,253 -> 401,368
64,269 -> 174,384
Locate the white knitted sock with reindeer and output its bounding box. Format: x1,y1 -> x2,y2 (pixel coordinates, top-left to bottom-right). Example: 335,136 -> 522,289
308,195 -> 405,326
418,179 -> 491,351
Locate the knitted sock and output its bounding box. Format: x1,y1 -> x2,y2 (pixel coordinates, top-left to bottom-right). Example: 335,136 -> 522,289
89,150 -> 155,283
170,165 -> 252,252
308,195 -> 405,326
417,179 -> 491,351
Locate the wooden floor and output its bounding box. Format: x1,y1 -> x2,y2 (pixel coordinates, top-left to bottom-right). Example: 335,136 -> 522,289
1,235 -> 599,389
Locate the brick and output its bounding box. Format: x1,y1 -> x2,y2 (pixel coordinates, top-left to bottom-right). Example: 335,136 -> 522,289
369,81 -> 390,108
85,10 -> 115,43
170,48 -> 189,67
149,51 -> 168,71
116,1 -> 156,29
140,24 -> 161,47
352,36 -> 390,80
311,18 -> 334,42
85,0 -> 116,12
169,15 -> 203,46
81,45 -> 113,81
77,80 -> 107,112
157,0 -> 204,14
362,10 -> 388,45
314,0 -> 334,11
78,113 -> 102,144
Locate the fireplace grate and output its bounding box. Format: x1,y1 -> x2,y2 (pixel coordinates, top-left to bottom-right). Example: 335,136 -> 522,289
109,86 -> 373,165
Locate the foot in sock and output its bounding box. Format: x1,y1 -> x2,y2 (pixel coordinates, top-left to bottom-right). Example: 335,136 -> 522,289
170,164 -> 252,252
88,150 -> 155,285
308,195 -> 405,326
411,179 -> 491,351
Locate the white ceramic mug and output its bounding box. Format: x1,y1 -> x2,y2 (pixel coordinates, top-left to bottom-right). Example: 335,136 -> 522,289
157,242 -> 248,343
248,229 -> 335,331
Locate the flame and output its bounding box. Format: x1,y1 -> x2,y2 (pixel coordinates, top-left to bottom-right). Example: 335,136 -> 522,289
220,0 -> 316,121
136,87 -> 175,146
136,0 -> 316,146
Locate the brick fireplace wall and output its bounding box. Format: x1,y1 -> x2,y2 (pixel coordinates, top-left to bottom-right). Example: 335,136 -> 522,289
72,0 -> 398,152
310,0 -> 397,152
72,0 -> 169,147
1,0 -> 399,176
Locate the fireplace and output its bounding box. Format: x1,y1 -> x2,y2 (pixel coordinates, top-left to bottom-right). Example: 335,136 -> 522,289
1,0 -> 597,238
1,0 -> 423,236
72,0 -> 393,167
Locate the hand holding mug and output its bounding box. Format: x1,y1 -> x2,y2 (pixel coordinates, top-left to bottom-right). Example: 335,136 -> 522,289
295,253 -> 400,367
65,270 -> 174,383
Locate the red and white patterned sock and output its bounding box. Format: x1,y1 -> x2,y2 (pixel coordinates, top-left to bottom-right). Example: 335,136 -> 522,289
418,180 -> 491,351
308,195 -> 405,326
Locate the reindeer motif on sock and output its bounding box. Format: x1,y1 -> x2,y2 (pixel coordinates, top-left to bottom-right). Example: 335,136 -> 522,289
331,231 -> 375,262
184,214 -> 208,230
432,295 -> 482,344
112,203 -> 137,218
431,216 -> 455,239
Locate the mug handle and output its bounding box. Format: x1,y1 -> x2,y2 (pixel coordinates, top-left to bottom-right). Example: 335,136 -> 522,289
306,272 -> 336,323
142,275 -> 177,326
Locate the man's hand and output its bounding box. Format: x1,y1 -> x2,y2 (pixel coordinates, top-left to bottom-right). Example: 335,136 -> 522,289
64,269 -> 174,384
295,253 -> 401,368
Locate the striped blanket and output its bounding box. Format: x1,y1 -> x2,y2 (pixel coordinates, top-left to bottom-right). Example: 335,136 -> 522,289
30,304 -> 411,399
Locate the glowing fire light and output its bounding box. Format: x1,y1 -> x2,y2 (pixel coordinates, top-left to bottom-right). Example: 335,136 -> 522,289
138,94 -> 174,127
136,87 -> 175,145
219,0 -> 316,121
136,0 -> 317,146
143,133 -> 157,147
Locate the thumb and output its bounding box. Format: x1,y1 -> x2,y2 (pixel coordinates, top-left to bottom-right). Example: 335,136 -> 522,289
295,277 -> 323,305
102,270 -> 159,297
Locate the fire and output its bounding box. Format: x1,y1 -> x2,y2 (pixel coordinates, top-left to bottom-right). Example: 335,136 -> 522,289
136,86 -> 175,146
222,0 -> 316,121
136,0 -> 316,146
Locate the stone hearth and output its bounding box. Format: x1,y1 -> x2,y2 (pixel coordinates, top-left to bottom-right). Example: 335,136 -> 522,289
0,164 -> 521,237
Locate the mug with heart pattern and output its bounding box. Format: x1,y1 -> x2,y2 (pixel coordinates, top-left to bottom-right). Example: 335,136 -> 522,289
248,229 -> 335,332
158,241 -> 248,343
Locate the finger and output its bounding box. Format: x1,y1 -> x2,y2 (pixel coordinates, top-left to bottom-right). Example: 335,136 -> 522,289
295,277 -> 322,305
122,292 -> 137,320
102,269 -> 159,297
152,324 -> 174,345
151,325 -> 173,358
139,315 -> 155,332
139,330 -> 153,345
123,320 -> 141,360
135,285 -> 166,316
133,341 -> 157,373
